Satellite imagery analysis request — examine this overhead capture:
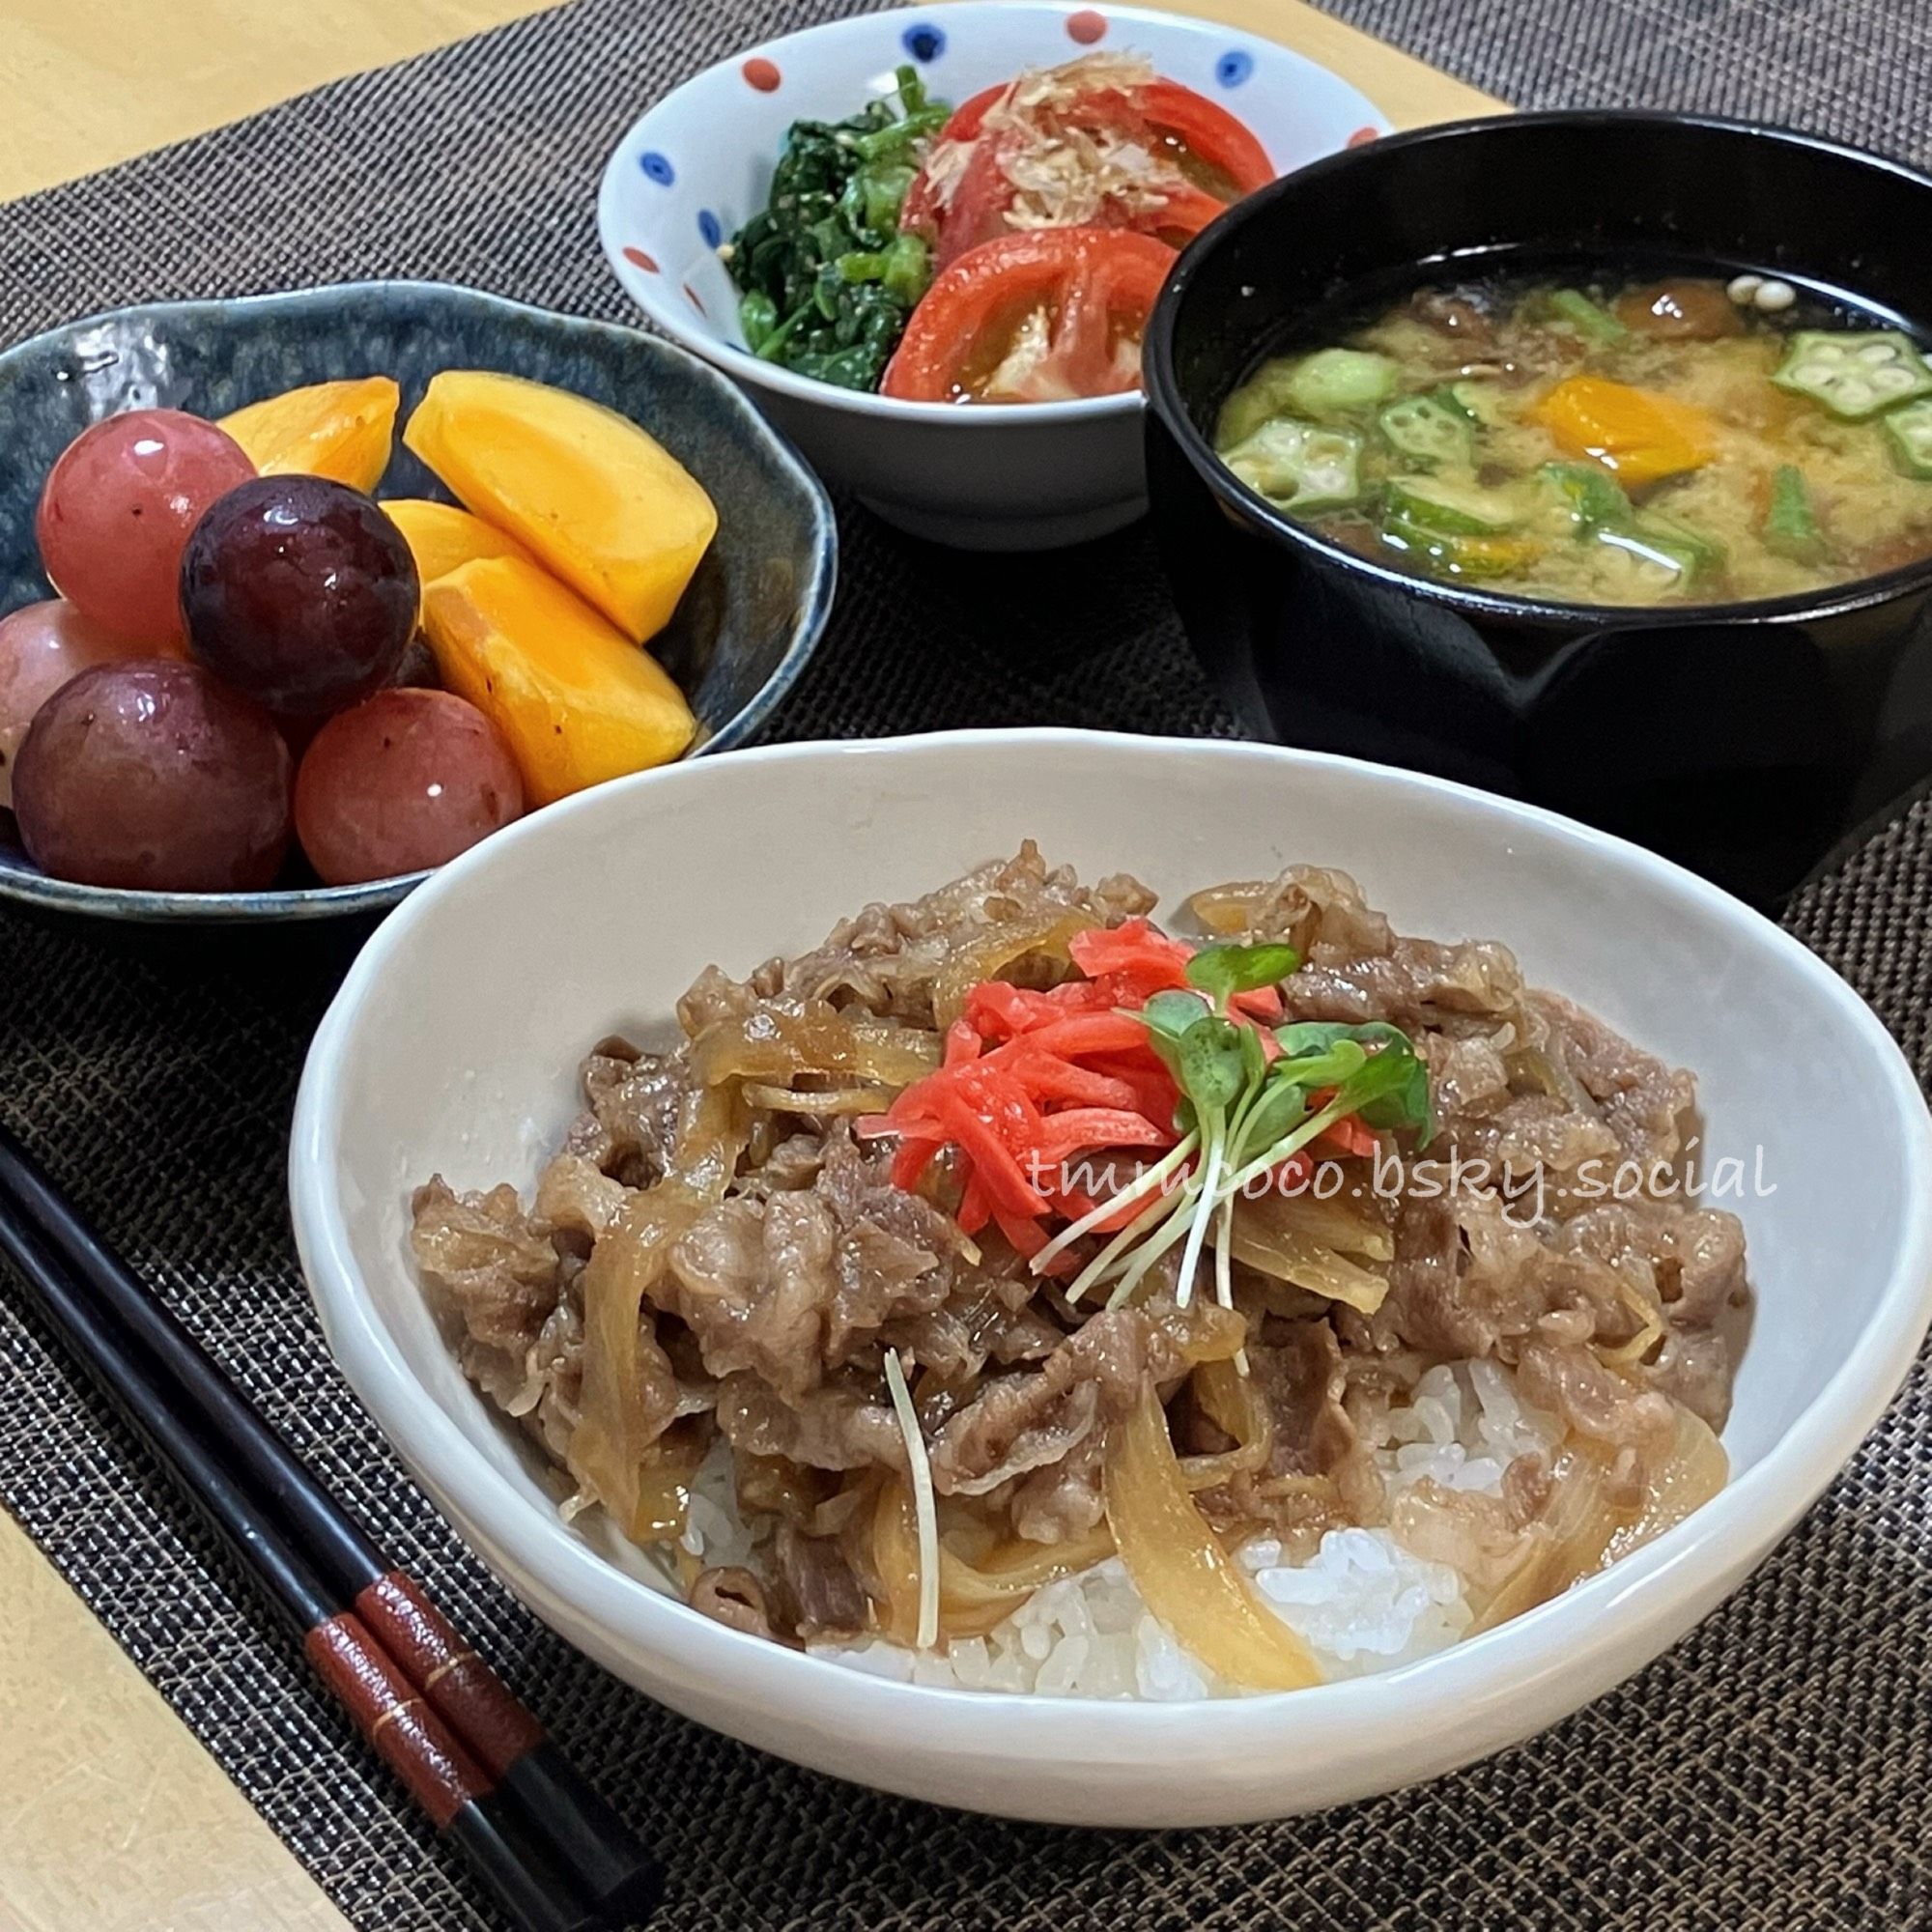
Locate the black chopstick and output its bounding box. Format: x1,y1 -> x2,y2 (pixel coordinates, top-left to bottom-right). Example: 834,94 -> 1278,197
0,1122 -> 661,1931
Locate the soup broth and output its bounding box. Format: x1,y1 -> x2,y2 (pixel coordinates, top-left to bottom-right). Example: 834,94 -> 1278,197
1214,271 -> 1932,605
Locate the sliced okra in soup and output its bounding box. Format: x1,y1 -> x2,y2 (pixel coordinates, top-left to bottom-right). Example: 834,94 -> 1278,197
1283,348 -> 1400,419
1772,329 -> 1932,420
1543,287 -> 1627,347
1441,379 -> 1509,428
1594,517 -> 1726,593
1884,397 -> 1932,479
1379,517 -> 1541,581
1762,465 -> 1828,564
1540,461 -> 1634,535
1376,476 -> 1543,579
1222,417 -> 1364,511
1381,474 -> 1521,536
1377,392 -> 1475,470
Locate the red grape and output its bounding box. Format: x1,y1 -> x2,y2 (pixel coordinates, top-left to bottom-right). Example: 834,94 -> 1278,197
13,661 -> 292,892
0,599 -> 170,810
294,688 -> 524,885
36,411 -> 255,644
179,476 -> 418,719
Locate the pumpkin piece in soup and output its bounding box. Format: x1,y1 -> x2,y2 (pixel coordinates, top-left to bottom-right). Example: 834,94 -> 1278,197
1529,377 -> 1721,487
404,371 -> 717,644
420,555 -> 696,805
219,377 -> 400,493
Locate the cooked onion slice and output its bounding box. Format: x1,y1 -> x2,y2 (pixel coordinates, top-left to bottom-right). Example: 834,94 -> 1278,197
692,1003 -> 940,1090
1104,1383 -> 1323,1690
871,1484 -> 1115,1643
569,1086 -> 742,1540
1179,1356 -> 1274,1492
740,1082 -> 899,1117
1227,1195 -> 1391,1315
1600,1400 -> 1729,1568
929,910 -> 1099,1031
1471,1400 -> 1729,1634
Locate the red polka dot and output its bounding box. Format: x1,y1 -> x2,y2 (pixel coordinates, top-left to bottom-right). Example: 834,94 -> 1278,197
1347,125 -> 1380,147
742,55 -> 781,92
623,245 -> 659,273
1065,8 -> 1106,43
682,283 -> 706,315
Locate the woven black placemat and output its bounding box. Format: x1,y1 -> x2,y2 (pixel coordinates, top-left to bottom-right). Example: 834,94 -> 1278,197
2,2 -> 1930,1928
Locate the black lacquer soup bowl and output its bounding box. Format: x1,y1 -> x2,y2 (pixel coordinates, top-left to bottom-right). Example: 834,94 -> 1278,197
1144,113 -> 1932,906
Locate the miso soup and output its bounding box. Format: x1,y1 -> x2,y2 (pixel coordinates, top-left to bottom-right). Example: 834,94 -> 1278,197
1214,272 -> 1932,605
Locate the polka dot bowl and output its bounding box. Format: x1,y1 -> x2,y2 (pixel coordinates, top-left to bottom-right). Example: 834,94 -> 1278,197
598,3 -> 1388,549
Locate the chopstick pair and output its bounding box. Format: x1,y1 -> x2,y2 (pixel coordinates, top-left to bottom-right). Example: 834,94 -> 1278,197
0,1122 -> 660,1932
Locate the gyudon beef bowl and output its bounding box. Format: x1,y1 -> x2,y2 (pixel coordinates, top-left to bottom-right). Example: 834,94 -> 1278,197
291,731 -> 1932,1825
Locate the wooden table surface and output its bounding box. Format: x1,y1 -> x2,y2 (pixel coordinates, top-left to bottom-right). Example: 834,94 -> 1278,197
0,6 -> 1496,1927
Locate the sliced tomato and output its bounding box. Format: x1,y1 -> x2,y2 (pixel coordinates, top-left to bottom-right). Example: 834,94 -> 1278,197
1135,80 -> 1274,198
935,81 -> 1008,146
900,68 -> 1273,266
928,128 -> 1025,269
881,228 -> 1175,404
899,82 -> 1010,247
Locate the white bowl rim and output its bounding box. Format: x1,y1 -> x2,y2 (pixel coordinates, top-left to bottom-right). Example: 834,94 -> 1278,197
594,2 -> 1390,429
292,727 -> 1932,1754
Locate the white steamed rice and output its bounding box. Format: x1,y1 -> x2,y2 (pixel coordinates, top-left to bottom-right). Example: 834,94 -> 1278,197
675,1358 -> 1562,1698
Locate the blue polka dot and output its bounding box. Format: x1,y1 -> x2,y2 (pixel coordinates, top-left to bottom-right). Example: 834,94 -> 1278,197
901,21 -> 946,61
639,150 -> 675,186
697,208 -> 723,247
1215,49 -> 1254,87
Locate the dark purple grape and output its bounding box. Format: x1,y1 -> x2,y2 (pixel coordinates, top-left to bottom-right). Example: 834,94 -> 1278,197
179,476 -> 418,720
13,661 -> 291,891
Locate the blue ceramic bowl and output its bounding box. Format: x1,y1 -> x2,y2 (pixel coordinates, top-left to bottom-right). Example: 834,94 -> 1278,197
0,281 -> 836,925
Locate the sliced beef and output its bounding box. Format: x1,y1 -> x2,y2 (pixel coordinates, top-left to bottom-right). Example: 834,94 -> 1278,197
664,1192 -> 840,1400
411,1178 -> 561,1357
1252,1321 -> 1356,1478
662,1129 -> 987,1399
1283,935 -> 1526,1031
1191,864 -> 1394,960
924,1301 -> 1242,1498
1530,990 -> 1695,1170
1560,1200 -> 1749,1426
518,1300 -> 586,1465
714,1373 -> 907,1473
682,842 -> 1158,1030
1011,1433 -> 1106,1544
1515,1333 -> 1676,1450
928,1364 -> 1101,1496
568,1047 -> 692,1183
728,1130 -> 825,1198
770,1522 -> 869,1638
